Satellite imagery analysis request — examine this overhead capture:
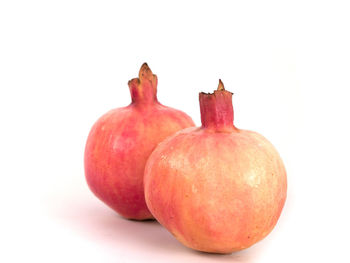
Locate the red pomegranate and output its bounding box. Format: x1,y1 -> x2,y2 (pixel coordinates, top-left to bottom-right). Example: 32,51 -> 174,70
144,80 -> 287,252
84,63 -> 195,220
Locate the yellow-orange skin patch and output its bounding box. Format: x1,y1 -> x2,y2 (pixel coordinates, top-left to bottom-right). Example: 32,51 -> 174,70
144,127 -> 287,253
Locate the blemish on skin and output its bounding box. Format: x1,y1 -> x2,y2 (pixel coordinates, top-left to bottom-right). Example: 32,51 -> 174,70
247,171 -> 261,188
191,185 -> 198,194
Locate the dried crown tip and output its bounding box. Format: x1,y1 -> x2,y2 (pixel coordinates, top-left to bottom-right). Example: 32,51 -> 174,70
140,62 -> 150,71
217,79 -> 225,91
139,62 -> 153,80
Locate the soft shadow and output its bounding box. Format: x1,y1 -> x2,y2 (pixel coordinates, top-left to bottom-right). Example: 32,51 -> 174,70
191,248 -> 258,262
52,196 -> 262,262
55,198 -> 186,252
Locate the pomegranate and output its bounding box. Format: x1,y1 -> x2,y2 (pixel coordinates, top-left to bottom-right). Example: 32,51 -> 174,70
144,80 -> 287,253
84,63 -> 195,220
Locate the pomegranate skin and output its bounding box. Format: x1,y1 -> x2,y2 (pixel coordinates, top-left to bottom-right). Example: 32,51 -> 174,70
84,64 -> 194,220
144,80 -> 287,252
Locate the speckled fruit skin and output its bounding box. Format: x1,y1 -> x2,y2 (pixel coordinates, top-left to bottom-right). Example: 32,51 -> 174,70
84,63 -> 194,220
144,80 -> 287,253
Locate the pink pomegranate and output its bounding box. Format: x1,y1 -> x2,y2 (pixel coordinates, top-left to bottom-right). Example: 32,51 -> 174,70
144,80 -> 287,252
84,63 -> 195,220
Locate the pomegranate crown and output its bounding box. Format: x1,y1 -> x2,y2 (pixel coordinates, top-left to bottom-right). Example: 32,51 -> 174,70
199,80 -> 235,131
128,63 -> 158,104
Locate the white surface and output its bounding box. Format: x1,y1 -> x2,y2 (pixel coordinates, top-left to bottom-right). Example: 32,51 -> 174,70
1,1 -> 350,262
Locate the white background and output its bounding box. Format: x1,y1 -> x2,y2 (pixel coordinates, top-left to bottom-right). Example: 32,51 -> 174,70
1,1 -> 349,262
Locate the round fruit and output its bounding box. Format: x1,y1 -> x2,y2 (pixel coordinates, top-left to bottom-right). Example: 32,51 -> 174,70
85,63 -> 195,220
144,80 -> 287,252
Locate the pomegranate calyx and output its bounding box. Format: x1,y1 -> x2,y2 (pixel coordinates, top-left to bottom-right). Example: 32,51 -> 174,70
128,63 -> 158,104
199,79 -> 235,132
217,79 -> 225,91
139,63 -> 154,82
